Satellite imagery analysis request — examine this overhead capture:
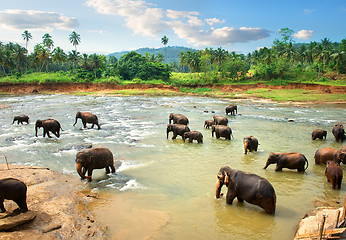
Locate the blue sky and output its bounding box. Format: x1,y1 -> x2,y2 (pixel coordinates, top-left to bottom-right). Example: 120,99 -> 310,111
0,0 -> 345,55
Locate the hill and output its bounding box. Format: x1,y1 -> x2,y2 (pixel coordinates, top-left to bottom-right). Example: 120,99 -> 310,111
108,46 -> 197,63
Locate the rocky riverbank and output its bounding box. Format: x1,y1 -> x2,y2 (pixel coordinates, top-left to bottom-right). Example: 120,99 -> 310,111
0,163 -> 108,240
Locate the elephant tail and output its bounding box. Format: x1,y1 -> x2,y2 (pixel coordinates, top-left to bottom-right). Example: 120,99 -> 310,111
303,155 -> 309,170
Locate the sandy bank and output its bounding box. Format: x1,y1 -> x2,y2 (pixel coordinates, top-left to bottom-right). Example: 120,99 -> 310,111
0,163 -> 108,240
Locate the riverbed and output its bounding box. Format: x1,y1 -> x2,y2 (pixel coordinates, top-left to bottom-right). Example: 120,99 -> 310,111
0,95 -> 345,239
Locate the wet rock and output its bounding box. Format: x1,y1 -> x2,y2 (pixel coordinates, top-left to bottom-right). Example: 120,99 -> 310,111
0,210 -> 36,231
288,119 -> 294,122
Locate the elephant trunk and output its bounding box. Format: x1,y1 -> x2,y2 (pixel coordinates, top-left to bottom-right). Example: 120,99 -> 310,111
73,117 -> 78,126
76,163 -> 85,179
244,142 -> 249,154
212,130 -> 214,137
35,126 -> 38,137
215,180 -> 223,198
263,161 -> 270,169
166,130 -> 169,139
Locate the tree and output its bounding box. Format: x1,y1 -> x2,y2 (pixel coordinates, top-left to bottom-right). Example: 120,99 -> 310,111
161,35 -> 169,61
68,50 -> 80,69
22,30 -> 32,52
42,33 -> 54,51
69,31 -> 81,51
52,47 -> 67,70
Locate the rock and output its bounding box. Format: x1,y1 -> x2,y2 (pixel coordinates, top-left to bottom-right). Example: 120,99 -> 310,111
41,222 -> 62,233
0,210 -> 36,231
288,119 -> 294,122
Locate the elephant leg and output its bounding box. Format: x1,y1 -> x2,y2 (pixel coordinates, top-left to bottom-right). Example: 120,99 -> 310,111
47,131 -> 52,138
0,200 -> 6,212
96,124 -> 101,130
338,179 -> 342,189
14,199 -> 28,212
91,124 -> 95,129
225,191 -> 236,205
53,131 -> 60,138
110,165 -> 116,173
105,166 -> 110,174
216,133 -> 220,139
189,138 -> 192,143
82,120 -> 87,128
82,167 -> 87,177
172,132 -> 177,140
275,165 -> 282,171
237,197 -> 244,203
87,169 -> 93,182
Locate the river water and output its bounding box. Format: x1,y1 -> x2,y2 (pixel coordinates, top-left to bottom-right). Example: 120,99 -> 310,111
0,95 -> 345,239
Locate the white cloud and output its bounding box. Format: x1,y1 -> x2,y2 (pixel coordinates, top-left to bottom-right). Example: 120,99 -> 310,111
293,30 -> 315,40
205,18 -> 225,26
0,9 -> 78,31
304,9 -> 315,15
86,0 -> 271,46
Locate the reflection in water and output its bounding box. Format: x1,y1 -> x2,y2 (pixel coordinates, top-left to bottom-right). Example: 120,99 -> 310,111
0,95 -> 345,240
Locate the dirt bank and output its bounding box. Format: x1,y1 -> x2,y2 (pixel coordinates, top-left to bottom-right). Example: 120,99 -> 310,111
0,163 -> 108,240
0,82 -> 345,95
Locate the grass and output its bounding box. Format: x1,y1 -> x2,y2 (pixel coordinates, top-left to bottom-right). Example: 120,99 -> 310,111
242,88 -> 346,102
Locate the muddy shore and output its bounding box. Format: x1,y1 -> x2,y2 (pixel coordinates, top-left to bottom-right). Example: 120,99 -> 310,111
0,82 -> 345,95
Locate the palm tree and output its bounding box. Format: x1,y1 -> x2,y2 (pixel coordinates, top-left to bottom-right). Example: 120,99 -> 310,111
69,31 -> 81,51
52,47 -> 67,70
22,30 -> 32,52
161,35 -> 168,61
68,50 -> 80,70
42,33 -> 54,51
80,53 -> 89,70
89,53 -> 105,78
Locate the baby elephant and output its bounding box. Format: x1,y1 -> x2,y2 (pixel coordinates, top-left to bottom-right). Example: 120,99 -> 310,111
0,178 -> 28,213
204,120 -> 215,129
74,111 -> 100,130
243,136 -> 258,154
12,114 -> 29,125
311,129 -> 327,140
183,131 -> 203,143
264,152 -> 308,172
325,161 -> 343,189
76,147 -> 116,182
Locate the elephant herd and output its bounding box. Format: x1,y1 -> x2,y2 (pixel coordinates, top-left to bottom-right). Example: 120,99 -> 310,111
4,104 -> 346,216
167,105 -> 346,215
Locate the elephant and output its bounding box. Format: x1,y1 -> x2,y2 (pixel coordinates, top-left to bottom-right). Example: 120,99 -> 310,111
212,125 -> 232,140
311,129 -> 327,140
332,124 -> 345,142
243,136 -> 258,154
213,115 -> 228,126
325,161 -> 343,189
75,147 -> 116,182
314,147 -> 346,165
167,124 -> 190,140
183,131 -> 203,143
35,119 -> 62,138
73,111 -> 100,130
225,105 -> 237,115
204,120 -> 215,129
215,166 -> 276,215
169,113 -> 189,125
12,114 -> 29,125
264,152 -> 308,172
0,178 -> 28,213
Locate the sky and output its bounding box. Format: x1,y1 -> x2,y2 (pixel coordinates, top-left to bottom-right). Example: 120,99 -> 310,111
0,0 -> 345,55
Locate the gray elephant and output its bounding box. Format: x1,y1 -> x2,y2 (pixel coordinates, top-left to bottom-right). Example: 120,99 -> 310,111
243,136 -> 258,154
311,129 -> 327,140
332,124 -> 345,142
204,120 -> 215,129
264,152 -> 308,172
73,111 -> 100,129
169,113 -> 189,125
183,131 -> 203,143
167,124 -> 190,140
212,125 -> 232,140
35,119 -> 62,138
0,178 -> 28,213
12,114 -> 29,125
213,115 -> 228,126
215,166 -> 276,215
225,105 -> 237,115
75,147 -> 116,182
314,147 -> 346,165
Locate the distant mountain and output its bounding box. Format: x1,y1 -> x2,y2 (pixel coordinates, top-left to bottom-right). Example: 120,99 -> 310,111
108,46 -> 197,63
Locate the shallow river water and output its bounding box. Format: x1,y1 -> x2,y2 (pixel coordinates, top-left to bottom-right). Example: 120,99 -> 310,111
0,95 -> 345,239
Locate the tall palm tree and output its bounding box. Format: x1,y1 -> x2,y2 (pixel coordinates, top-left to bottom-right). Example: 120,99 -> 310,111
161,35 -> 169,61
89,53 -> 105,78
69,31 -> 81,51
42,33 -> 54,51
22,30 -> 32,52
52,47 -> 67,70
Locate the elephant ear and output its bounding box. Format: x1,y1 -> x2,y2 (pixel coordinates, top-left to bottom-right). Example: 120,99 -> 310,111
224,172 -> 230,186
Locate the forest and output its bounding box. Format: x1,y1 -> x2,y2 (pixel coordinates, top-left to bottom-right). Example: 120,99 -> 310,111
0,28 -> 345,86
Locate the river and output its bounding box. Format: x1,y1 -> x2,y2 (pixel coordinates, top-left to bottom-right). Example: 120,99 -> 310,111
0,95 -> 345,239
